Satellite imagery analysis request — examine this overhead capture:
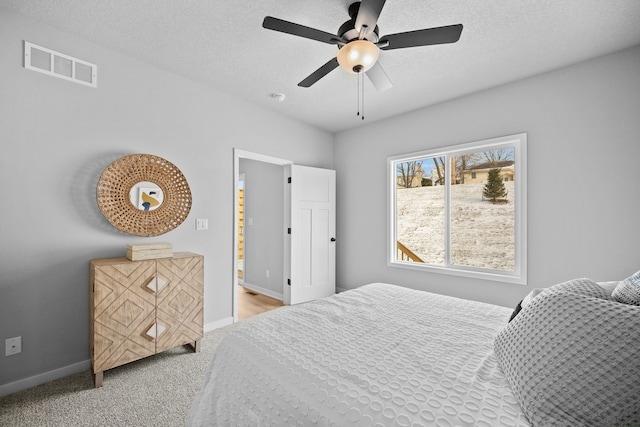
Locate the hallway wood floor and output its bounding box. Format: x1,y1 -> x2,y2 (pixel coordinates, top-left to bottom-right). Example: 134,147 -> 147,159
238,285 -> 284,320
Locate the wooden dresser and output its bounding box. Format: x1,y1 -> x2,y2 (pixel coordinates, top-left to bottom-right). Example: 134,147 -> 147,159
89,252 -> 203,387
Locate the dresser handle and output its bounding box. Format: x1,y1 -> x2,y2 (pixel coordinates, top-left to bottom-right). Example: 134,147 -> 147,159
145,323 -> 167,341
156,275 -> 169,292
146,277 -> 157,293
146,275 -> 169,293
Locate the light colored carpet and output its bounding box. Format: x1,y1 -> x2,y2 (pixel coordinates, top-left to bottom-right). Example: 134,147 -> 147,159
0,319 -> 249,427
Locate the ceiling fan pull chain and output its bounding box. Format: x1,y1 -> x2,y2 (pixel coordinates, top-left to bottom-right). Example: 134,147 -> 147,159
357,72 -> 360,117
361,72 -> 365,120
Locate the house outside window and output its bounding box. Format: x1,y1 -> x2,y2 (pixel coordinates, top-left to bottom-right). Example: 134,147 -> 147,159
388,133 -> 527,284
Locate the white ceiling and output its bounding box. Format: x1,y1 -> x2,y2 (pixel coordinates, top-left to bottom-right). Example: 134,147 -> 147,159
3,0 -> 640,133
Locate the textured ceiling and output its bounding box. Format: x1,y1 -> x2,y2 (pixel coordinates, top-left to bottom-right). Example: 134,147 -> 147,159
2,0 -> 640,133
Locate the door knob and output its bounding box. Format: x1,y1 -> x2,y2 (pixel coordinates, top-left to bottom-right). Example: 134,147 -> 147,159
330,237 -> 336,242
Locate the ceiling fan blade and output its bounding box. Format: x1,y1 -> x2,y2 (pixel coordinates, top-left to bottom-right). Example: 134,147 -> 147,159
355,0 -> 386,37
263,16 -> 340,45
366,61 -> 393,92
380,24 -> 463,50
298,57 -> 339,88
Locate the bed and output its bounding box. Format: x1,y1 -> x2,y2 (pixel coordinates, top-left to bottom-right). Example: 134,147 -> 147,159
188,279 -> 640,427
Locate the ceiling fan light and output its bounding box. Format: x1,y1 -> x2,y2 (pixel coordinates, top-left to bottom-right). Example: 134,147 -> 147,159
337,40 -> 379,74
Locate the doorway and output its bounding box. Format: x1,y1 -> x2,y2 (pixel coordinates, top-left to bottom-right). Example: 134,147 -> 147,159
233,150 -> 292,322
232,150 -> 337,321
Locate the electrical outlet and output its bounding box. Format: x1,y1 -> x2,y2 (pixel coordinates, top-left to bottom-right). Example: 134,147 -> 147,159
266,270 -> 270,278
5,336 -> 22,356
196,218 -> 208,230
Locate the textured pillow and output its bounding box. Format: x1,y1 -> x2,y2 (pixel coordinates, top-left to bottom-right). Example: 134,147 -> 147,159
495,292 -> 640,427
612,270 -> 640,305
520,288 -> 545,309
510,279 -> 609,322
597,281 -> 621,296
547,277 -> 610,300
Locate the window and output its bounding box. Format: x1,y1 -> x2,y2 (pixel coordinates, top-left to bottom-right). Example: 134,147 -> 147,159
388,133 -> 527,284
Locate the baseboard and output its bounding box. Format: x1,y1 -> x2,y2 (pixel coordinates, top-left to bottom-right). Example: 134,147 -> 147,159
204,316 -> 234,333
240,283 -> 283,301
0,319 -> 236,398
0,359 -> 90,398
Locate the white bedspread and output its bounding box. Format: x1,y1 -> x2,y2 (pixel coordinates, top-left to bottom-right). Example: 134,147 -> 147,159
188,283 -> 530,426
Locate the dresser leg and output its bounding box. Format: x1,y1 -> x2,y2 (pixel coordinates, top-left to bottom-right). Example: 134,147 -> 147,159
93,371 -> 103,388
187,340 -> 201,353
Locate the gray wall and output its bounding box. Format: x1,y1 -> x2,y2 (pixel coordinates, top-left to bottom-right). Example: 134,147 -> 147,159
0,11 -> 333,388
334,45 -> 640,308
239,158 -> 285,298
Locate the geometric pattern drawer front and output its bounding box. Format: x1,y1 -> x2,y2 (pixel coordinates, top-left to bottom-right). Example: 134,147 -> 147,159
156,256 -> 204,353
92,261 -> 156,373
90,253 -> 204,386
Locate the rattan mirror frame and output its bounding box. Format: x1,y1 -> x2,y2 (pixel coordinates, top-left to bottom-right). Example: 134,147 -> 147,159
97,154 -> 192,236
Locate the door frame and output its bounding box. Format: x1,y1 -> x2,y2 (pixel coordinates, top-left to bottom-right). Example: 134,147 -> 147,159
232,149 -> 292,322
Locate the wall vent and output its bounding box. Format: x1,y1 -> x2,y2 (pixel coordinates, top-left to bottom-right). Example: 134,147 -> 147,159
24,41 -> 97,88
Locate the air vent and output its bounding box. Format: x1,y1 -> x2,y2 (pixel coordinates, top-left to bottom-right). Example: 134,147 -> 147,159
24,41 -> 97,88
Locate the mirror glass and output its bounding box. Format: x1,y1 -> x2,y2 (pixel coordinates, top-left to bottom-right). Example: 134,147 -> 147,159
129,181 -> 164,211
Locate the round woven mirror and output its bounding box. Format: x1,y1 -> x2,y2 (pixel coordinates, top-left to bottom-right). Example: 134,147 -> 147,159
97,154 -> 192,236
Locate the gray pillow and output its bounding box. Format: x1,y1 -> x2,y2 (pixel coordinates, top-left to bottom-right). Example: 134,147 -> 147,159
509,278 -> 609,323
494,292 -> 640,427
612,270 -> 640,305
547,277 -> 610,300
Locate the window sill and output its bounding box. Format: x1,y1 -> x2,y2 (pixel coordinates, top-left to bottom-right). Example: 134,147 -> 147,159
388,260 -> 527,285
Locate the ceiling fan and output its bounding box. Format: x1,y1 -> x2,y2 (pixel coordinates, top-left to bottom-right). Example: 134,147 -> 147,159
262,0 -> 463,92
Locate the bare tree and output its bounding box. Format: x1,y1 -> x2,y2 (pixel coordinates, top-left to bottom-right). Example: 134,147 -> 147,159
397,161 -> 423,188
433,157 -> 446,185
455,153 -> 476,184
480,149 -> 514,166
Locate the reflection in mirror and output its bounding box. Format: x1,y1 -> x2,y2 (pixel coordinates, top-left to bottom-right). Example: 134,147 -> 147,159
129,181 -> 164,211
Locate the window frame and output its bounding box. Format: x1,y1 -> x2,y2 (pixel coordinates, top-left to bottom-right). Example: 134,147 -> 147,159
387,133 -> 527,285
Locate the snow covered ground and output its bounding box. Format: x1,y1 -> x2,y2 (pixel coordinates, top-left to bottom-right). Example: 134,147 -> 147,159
396,182 -> 515,271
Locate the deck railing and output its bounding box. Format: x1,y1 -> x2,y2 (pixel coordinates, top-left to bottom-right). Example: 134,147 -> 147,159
397,241 -> 424,263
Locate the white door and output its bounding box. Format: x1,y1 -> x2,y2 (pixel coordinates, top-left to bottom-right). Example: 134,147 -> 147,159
286,165 -> 336,305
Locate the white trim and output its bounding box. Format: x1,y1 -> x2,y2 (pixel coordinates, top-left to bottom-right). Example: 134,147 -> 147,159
240,283 -> 283,301
234,149 -> 293,166
204,316 -> 234,333
388,133 -> 527,285
0,316 -> 234,397
0,359 -> 90,398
